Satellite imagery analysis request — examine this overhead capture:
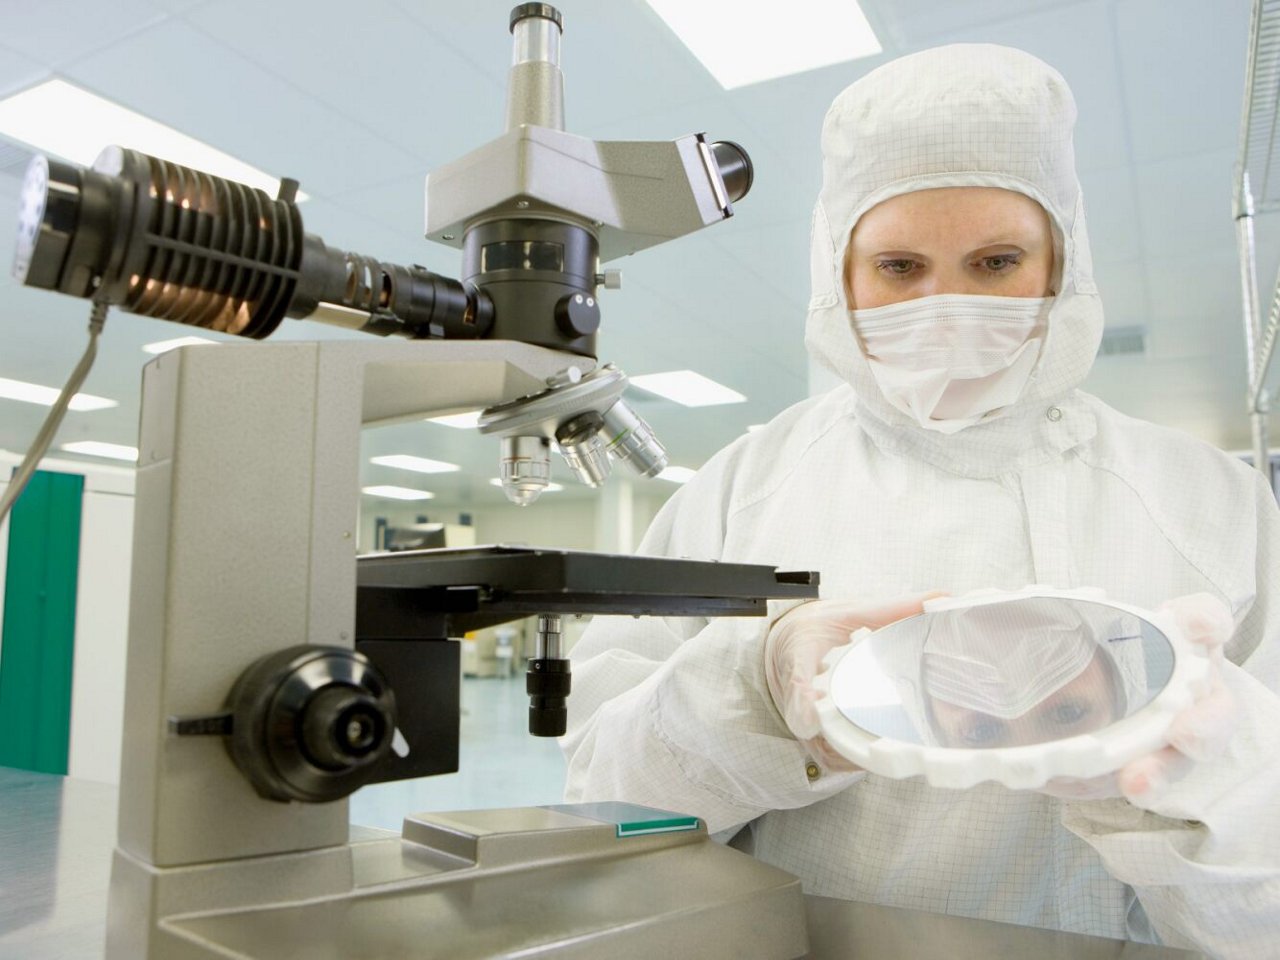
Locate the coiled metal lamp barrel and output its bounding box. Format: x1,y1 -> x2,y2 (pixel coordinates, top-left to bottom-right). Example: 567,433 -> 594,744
13,146 -> 491,340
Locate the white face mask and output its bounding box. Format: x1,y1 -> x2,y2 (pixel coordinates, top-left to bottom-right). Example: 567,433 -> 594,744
850,294 -> 1052,434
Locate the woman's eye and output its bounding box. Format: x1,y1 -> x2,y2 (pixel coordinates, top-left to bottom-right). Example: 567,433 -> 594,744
1050,702 -> 1089,726
875,259 -> 919,277
961,719 -> 1004,746
978,254 -> 1022,273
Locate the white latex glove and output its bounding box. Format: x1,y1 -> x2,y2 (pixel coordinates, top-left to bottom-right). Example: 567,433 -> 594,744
1043,592 -> 1239,803
764,594 -> 939,772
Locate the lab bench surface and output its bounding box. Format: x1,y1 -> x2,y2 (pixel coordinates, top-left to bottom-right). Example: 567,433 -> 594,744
0,766 -> 1202,959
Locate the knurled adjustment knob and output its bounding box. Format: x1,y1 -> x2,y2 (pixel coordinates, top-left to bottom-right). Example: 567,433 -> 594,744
555,292 -> 601,338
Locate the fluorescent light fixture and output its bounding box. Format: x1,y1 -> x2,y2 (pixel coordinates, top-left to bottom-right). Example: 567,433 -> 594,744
362,485 -> 435,501
0,79 -> 306,199
645,0 -> 881,89
427,411 -> 482,429
61,440 -> 138,461
142,336 -> 217,355
370,454 -> 460,474
657,466 -> 697,484
0,376 -> 117,411
629,370 -> 746,407
490,478 -> 564,492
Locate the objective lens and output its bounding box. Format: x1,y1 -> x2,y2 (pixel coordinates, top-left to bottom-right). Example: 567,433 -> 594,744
499,435 -> 552,506
555,411 -> 611,487
601,400 -> 667,478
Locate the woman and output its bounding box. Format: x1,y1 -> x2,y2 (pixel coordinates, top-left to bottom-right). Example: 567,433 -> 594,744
562,45 -> 1279,957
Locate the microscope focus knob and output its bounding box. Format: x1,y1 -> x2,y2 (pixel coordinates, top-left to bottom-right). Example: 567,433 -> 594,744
555,292 -> 600,338
299,684 -> 390,771
224,645 -> 397,803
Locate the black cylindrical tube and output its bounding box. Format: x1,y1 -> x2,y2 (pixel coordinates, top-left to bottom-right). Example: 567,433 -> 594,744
462,218 -> 598,357
527,658 -> 571,737
13,147 -> 490,342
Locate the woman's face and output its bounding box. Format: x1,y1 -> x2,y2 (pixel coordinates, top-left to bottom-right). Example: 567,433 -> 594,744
927,649 -> 1122,750
845,187 -> 1055,309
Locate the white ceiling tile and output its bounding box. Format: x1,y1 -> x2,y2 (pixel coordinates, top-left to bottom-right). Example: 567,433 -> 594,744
0,0 -> 1267,495
0,43 -> 51,100
1115,0 -> 1251,164
1141,252 -> 1251,396
1133,149 -> 1236,260
184,0 -> 506,167
712,217 -> 813,314
1079,165 -> 1144,262
724,58 -> 880,178
59,18 -> 421,198
0,1 -> 171,68
869,0 -> 1086,48
1092,260 -> 1149,328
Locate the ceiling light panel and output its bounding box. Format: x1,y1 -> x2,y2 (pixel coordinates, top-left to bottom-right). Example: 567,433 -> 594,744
361,485 -> 435,501
0,376 -> 116,411
61,441 -> 138,461
370,454 -> 460,474
0,79 -> 306,199
629,370 -> 746,407
426,411 -> 482,429
142,336 -> 218,355
644,0 -> 881,89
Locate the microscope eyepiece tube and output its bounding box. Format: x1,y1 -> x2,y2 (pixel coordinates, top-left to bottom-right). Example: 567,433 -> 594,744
510,4 -> 561,64
505,4 -> 565,130
510,3 -> 563,35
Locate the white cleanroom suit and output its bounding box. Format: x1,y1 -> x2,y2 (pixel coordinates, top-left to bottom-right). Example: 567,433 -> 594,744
562,45 -> 1280,957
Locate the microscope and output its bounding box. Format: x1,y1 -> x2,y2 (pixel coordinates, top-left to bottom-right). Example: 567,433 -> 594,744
11,5 -> 815,957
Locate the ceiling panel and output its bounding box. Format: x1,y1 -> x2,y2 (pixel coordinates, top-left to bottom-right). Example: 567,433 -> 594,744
0,42 -> 51,100
1078,165 -> 1144,262
1091,259 -> 1149,329
1115,0 -> 1251,164
184,0 -> 505,169
60,17 -> 423,199
0,0 -> 170,68
0,0 -> 1271,496
870,0 -> 1088,47
1143,253 -> 1246,357
1132,148 -> 1237,260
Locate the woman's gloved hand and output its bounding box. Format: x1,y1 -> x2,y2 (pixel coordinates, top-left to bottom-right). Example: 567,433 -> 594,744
764,593 -> 939,772
1118,592 -> 1239,803
1043,592 -> 1239,803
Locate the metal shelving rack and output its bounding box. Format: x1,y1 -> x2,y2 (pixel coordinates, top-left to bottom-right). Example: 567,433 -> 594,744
1235,0 -> 1280,476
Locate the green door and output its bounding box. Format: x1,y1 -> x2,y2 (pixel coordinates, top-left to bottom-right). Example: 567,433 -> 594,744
0,470 -> 84,774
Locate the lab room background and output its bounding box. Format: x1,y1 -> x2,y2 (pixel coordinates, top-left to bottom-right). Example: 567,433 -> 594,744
0,0 -> 1274,811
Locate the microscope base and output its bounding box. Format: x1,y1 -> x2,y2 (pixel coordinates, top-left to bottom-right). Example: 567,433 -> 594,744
107,803 -> 808,960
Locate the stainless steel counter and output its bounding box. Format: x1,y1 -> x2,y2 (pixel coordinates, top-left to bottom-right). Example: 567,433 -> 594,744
0,767 -> 1202,959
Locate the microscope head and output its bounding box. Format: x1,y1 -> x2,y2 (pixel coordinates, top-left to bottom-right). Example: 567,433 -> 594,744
10,4 -> 752,506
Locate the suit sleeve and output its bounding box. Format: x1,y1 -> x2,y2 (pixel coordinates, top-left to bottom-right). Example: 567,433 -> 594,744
561,461 -> 860,835
1063,471 -> 1280,959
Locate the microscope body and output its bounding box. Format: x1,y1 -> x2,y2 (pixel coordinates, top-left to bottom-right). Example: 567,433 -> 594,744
104,338 -> 809,960
10,6 -> 809,956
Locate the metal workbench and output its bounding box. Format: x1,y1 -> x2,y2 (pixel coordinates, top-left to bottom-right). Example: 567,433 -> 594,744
0,767 -> 1201,959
